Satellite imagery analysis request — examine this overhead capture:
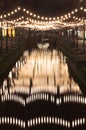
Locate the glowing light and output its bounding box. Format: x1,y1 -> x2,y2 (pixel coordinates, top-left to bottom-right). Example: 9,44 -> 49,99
22,16 -> 24,19
49,17 -> 52,20
4,15 -> 7,18
84,9 -> 86,12
75,9 -> 78,12
11,11 -> 14,14
71,11 -> 74,14
57,17 -> 59,20
23,9 -> 26,12
14,9 -> 17,12
80,7 -> 83,10
26,11 -> 29,14
45,17 -> 48,20
34,14 -> 36,17
18,7 -> 21,10
61,16 -> 63,19
68,13 -> 71,16
8,13 -> 10,16
30,12 -> 33,16
41,17 -> 44,20
37,16 -> 40,19
53,17 -> 55,20
26,17 -> 29,20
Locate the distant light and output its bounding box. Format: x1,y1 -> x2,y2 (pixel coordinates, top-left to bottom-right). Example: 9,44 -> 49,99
61,16 -> 63,18
80,7 -> 83,10
23,9 -> 26,12
53,17 -> 55,20
49,17 -> 52,20
30,12 -> 33,16
18,7 -> 21,10
41,17 -> 44,20
71,11 -> 74,14
4,15 -> 7,18
45,17 -> 48,20
15,9 -> 17,12
34,14 -> 36,17
26,11 -> 29,14
37,16 -> 40,19
26,17 -> 29,20
57,17 -> 59,20
84,9 -> 86,12
68,13 -> 71,16
22,16 -> 24,19
8,13 -> 10,16
11,11 -> 14,14
75,9 -> 78,12
0,15 -> 3,19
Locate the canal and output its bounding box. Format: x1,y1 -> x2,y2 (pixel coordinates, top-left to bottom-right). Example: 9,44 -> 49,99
0,48 -> 81,95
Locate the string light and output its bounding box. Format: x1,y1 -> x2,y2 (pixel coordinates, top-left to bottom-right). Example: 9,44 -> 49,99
0,6 -> 85,30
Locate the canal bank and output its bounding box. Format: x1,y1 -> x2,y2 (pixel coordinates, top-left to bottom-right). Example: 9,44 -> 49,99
56,38 -> 86,94
0,37 -> 30,85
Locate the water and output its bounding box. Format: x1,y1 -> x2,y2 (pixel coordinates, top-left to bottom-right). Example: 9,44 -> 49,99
1,49 -> 81,95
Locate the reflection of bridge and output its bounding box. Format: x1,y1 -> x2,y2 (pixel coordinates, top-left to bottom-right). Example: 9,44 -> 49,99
0,92 -> 86,130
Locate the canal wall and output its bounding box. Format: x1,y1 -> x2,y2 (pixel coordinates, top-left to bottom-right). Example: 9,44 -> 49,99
56,38 -> 86,94
0,37 -> 29,85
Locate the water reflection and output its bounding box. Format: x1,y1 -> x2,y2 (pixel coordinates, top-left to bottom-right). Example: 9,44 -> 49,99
1,49 -> 81,95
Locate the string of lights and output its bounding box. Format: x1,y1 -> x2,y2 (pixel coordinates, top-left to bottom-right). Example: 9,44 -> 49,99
0,6 -> 86,30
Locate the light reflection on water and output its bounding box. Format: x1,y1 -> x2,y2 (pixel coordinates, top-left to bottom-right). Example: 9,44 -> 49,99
2,49 -> 81,95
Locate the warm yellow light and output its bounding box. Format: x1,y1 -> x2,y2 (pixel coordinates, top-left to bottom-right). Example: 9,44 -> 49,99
19,18 -> 21,20
49,17 -> 52,20
18,7 -> 21,10
65,16 -> 68,19
2,28 -> 7,37
84,9 -> 86,12
41,17 -> 44,20
57,17 -> 59,20
4,15 -> 7,18
12,27 -> 15,37
37,16 -> 40,19
34,14 -> 36,17
22,16 -> 24,19
8,13 -> 10,16
53,17 -> 55,20
75,9 -> 78,12
11,11 -> 14,14
30,12 -> 33,16
26,11 -> 29,14
45,17 -> 48,20
71,11 -> 74,14
64,15 -> 67,17
23,9 -> 26,12
26,17 -> 29,20
63,18 -> 65,20
80,7 -> 83,10
75,17 -> 78,20
68,13 -> 71,16
61,16 -> 63,18
14,9 -> 17,12
14,20 -> 16,22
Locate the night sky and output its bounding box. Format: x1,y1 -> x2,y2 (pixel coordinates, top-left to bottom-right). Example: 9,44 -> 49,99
0,0 -> 81,16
